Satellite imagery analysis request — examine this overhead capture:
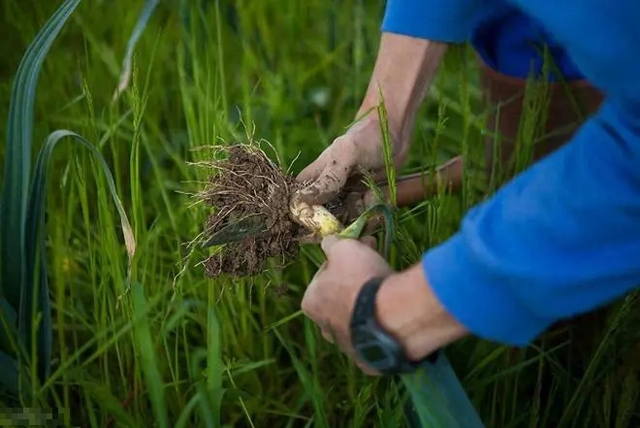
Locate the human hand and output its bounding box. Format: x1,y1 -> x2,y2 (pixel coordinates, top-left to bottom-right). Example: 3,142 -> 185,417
294,111 -> 409,209
302,235 -> 469,375
293,34 -> 447,210
301,235 -> 392,375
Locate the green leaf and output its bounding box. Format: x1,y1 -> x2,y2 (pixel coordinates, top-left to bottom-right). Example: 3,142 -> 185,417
131,282 -> 169,428
0,297 -> 16,323
400,352 -> 486,428
0,297 -> 18,351
0,0 -> 79,311
0,0 -> 80,396
25,128 -> 136,382
0,350 -> 20,398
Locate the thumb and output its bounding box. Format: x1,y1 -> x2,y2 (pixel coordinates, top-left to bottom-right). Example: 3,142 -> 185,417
296,152 -> 329,185
320,235 -> 341,255
296,158 -> 353,206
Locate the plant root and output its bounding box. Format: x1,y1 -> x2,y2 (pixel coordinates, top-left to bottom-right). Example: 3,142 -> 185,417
199,143 -> 305,277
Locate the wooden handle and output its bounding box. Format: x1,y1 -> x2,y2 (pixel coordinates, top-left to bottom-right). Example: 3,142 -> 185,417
371,156 -> 464,208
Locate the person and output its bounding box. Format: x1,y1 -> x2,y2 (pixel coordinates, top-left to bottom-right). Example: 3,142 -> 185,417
293,0 -> 640,374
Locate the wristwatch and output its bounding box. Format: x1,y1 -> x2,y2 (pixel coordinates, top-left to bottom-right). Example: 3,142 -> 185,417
349,276 -> 438,374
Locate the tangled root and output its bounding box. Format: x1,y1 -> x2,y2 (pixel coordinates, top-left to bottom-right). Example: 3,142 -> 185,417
199,143 -> 305,277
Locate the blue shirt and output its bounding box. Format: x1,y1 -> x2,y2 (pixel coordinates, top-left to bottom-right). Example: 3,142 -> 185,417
382,0 -> 640,346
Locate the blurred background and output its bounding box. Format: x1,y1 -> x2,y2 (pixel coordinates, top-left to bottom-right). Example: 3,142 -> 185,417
0,0 -> 638,426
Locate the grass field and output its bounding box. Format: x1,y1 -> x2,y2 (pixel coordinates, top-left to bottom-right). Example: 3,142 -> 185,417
0,1 -> 639,427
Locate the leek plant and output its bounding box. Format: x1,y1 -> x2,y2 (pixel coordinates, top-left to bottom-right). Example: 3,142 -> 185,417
0,0 -> 134,403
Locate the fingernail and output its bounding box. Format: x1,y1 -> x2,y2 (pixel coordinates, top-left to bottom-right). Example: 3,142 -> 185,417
301,185 -> 320,197
294,188 -> 316,206
321,235 -> 340,253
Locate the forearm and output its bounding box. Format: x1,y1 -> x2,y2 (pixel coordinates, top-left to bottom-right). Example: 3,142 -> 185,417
376,263 -> 468,360
357,0 -> 488,141
374,99 -> 640,357
357,33 -> 448,142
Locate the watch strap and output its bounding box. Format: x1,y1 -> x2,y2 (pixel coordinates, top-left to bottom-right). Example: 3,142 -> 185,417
350,276 -> 425,374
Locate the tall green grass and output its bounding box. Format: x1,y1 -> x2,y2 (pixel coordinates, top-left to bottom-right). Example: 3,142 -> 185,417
0,0 -> 134,410
0,0 -> 638,427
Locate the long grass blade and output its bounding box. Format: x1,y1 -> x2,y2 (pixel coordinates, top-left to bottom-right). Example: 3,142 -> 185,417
24,129 -> 136,382
131,282 -> 169,428
0,0 -> 79,316
206,307 -> 224,425
401,352 -> 485,427
0,0 -> 80,398
113,0 -> 161,100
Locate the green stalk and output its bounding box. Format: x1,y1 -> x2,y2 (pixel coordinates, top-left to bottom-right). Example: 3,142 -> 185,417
338,203 -> 394,259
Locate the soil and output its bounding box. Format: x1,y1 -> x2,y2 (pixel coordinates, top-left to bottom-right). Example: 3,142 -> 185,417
200,143 -> 307,277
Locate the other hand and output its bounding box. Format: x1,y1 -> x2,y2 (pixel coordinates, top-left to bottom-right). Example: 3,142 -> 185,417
302,235 -> 470,375
301,235 -> 392,375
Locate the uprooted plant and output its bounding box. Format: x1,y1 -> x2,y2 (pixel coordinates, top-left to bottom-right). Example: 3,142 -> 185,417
197,143 -> 306,276
197,142 -> 393,277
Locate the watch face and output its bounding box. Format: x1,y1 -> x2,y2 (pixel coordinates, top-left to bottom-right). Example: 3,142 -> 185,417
359,342 -> 389,364
350,278 -> 417,374
352,324 -> 399,371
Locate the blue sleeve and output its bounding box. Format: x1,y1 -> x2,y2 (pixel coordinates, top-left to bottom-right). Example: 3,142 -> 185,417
423,99 -> 640,346
381,0 -> 488,43
420,0 -> 640,346
509,0 -> 640,104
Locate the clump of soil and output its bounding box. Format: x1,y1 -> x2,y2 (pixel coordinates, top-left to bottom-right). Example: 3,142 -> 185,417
199,143 -> 306,277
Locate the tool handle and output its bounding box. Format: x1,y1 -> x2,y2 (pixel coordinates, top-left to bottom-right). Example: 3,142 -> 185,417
374,156 -> 463,209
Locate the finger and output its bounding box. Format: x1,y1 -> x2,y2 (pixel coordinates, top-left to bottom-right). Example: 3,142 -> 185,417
301,261 -> 327,316
363,215 -> 383,235
342,191 -> 366,222
360,190 -> 385,234
359,235 -> 377,249
333,332 -> 356,357
320,235 -> 341,255
355,359 -> 380,376
296,149 -> 331,184
296,158 -> 354,205
322,324 -> 349,349
308,261 -> 328,287
362,188 -> 379,208
321,328 -> 335,344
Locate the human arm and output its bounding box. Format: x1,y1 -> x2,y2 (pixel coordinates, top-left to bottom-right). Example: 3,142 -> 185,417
294,34 -> 447,206
294,0 -> 489,206
423,98 -> 640,346
355,33 -> 446,155
416,0 -> 640,347
301,0 -> 640,364
303,96 -> 640,365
